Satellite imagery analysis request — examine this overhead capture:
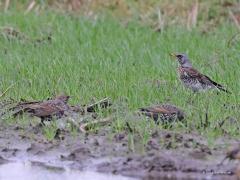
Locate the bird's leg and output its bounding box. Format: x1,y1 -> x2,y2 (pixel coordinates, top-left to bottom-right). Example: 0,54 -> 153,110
203,103 -> 210,129
32,117 -> 45,133
39,117 -> 46,127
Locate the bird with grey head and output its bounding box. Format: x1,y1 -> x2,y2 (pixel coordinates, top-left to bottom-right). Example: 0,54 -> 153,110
169,52 -> 231,93
172,53 -> 193,68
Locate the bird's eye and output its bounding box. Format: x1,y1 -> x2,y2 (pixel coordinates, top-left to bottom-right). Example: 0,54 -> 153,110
177,55 -> 183,59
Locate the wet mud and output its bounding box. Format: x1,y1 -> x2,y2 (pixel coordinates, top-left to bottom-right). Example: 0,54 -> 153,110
0,124 -> 239,180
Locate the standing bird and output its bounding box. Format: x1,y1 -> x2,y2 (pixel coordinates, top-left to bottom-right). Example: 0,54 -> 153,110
139,104 -> 185,123
170,53 -> 231,93
12,95 -> 70,124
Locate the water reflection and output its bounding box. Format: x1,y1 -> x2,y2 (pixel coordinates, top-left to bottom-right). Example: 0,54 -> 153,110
0,162 -> 136,180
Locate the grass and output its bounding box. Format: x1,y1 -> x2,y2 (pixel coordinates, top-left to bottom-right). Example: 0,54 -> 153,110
3,0 -> 239,29
0,11 -> 239,145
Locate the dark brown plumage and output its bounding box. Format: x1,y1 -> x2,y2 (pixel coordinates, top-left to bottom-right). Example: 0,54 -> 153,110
171,53 -> 231,93
12,95 -> 70,123
178,66 -> 230,93
139,104 -> 185,123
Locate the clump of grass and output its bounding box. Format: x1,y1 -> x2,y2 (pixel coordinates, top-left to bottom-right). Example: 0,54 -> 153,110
2,0 -> 239,31
0,0 -> 239,30
42,121 -> 58,141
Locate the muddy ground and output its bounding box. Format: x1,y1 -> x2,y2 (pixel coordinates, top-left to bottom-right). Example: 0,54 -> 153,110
0,122 -> 239,180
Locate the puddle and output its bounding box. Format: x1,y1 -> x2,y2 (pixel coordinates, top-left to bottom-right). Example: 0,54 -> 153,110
0,162 -> 136,180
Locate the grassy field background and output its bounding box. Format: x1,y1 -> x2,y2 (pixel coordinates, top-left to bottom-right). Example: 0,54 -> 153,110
0,8 -> 239,142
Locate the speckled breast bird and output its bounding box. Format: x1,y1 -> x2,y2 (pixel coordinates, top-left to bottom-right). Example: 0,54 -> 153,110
13,95 -> 70,124
171,53 -> 231,93
139,104 -> 185,123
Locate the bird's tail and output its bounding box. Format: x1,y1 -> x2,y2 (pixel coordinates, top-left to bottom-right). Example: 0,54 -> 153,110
215,85 -> 231,94
207,77 -> 231,94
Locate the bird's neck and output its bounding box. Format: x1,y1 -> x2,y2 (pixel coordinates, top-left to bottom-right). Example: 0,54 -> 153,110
181,63 -> 192,68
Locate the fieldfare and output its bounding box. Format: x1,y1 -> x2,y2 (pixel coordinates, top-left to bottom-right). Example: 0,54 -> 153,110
13,95 -> 70,124
170,53 -> 231,93
139,104 -> 184,123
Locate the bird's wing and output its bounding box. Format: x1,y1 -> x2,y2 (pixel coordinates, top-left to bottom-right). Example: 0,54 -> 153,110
183,67 -> 218,85
26,103 -> 62,117
183,67 -> 231,93
139,105 -> 170,121
140,105 -> 170,114
204,75 -> 231,93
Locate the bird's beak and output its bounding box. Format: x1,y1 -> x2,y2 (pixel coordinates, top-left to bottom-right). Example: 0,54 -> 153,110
169,53 -> 176,58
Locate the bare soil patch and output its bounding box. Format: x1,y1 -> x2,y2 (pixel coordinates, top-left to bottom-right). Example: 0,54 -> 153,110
0,123 -> 239,179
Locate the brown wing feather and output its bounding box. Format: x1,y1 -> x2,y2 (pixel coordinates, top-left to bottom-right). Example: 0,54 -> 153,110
18,99 -> 67,118
140,106 -> 170,114
139,105 -> 170,122
182,67 -> 211,84
11,95 -> 70,118
183,67 -> 230,93
26,103 -> 61,117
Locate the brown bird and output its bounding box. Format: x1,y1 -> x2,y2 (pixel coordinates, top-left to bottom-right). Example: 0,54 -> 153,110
13,95 -> 70,124
170,53 -> 231,93
139,104 -> 185,123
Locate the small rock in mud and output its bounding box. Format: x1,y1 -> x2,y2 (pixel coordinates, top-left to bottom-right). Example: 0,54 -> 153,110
26,143 -> 51,156
114,133 -> 126,142
89,138 -> 100,146
146,139 -> 159,151
0,155 -> 10,164
151,130 -> 159,138
164,133 -> 172,139
31,161 -> 65,171
189,150 -> 209,160
145,156 -> 177,171
61,147 -> 92,161
13,126 -> 24,131
1,148 -> 18,157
